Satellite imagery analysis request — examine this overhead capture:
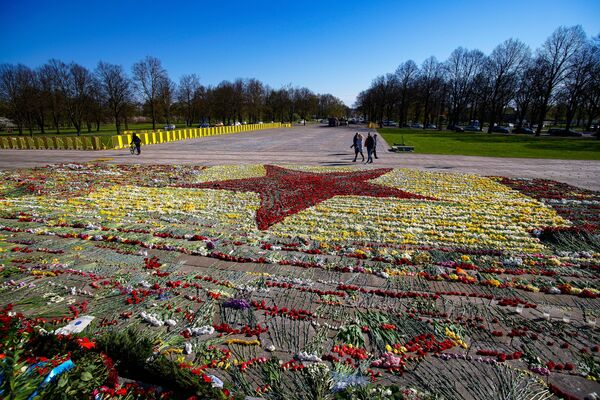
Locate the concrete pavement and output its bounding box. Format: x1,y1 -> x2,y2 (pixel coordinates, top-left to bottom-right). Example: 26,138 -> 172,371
1,124 -> 599,190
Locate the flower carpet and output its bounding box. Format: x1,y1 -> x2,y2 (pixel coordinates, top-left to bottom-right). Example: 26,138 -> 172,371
0,163 -> 599,399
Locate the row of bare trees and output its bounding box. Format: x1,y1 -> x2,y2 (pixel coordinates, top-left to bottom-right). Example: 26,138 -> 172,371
355,26 -> 600,135
0,56 -> 347,135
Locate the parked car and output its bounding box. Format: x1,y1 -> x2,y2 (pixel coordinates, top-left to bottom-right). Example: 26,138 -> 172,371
425,124 -> 437,129
410,123 -> 423,129
163,124 -> 176,131
464,126 -> 481,132
491,126 -> 510,134
512,127 -> 534,134
339,119 -> 349,126
447,125 -> 464,132
548,128 -> 582,137
383,120 -> 398,127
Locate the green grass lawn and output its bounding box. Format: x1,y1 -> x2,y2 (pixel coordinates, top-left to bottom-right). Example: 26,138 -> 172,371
0,123 -> 167,137
378,128 -> 600,160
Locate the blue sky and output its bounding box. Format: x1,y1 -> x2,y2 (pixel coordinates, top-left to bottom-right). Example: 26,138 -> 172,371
1,0 -> 599,105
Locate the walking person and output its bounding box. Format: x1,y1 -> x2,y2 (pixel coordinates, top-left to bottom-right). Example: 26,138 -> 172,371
373,133 -> 379,159
131,132 -> 142,155
365,132 -> 375,164
350,132 -> 364,162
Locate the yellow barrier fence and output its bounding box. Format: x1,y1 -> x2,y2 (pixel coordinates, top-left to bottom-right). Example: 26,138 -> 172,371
0,122 -> 292,151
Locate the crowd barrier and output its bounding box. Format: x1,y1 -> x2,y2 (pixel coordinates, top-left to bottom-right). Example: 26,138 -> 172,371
0,122 -> 291,151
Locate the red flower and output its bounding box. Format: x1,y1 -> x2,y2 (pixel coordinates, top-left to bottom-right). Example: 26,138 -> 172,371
76,337 -> 96,350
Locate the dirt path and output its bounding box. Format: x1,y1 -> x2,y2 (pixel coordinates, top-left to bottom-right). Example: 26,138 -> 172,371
2,124 -> 599,190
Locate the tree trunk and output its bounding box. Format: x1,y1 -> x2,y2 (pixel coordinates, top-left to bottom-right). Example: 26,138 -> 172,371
53,114 -> 60,134
536,89 -> 552,136
151,102 -> 156,130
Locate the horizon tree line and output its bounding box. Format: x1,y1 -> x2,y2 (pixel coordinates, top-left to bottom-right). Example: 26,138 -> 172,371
355,25 -> 600,135
0,56 -> 348,135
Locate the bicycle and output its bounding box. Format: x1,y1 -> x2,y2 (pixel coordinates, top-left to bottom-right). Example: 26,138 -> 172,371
130,143 -> 140,155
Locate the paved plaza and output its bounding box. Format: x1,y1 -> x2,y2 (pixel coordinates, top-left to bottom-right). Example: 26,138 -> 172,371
1,124 -> 599,190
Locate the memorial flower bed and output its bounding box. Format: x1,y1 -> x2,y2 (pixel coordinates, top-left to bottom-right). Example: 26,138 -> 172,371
0,163 -> 599,399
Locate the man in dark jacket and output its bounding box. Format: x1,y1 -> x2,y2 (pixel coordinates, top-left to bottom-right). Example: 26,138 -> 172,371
373,133 -> 379,159
365,132 -> 375,164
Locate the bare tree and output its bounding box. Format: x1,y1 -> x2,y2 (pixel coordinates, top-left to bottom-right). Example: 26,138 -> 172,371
533,25 -> 587,135
39,60 -> 68,133
177,74 -> 200,127
445,47 -> 485,126
232,79 -> 245,123
317,93 -> 346,119
132,56 -> 167,130
65,63 -> 95,135
485,39 -> 530,132
559,41 -> 598,131
395,60 -> 419,126
96,62 -> 131,135
0,64 -> 37,134
418,57 -> 444,127
158,77 -> 176,125
294,87 -> 318,125
244,78 -> 265,123
514,61 -> 542,129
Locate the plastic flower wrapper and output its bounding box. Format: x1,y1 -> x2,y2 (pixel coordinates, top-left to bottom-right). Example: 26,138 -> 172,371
223,298 -> 251,310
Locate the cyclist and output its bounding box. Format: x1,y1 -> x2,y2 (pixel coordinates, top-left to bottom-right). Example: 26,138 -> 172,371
130,132 -> 142,155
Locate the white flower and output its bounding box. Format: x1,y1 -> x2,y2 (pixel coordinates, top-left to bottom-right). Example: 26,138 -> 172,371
140,312 -> 163,327
296,351 -> 322,362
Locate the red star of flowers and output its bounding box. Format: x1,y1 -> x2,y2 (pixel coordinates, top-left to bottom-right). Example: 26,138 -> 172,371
175,165 -> 435,230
